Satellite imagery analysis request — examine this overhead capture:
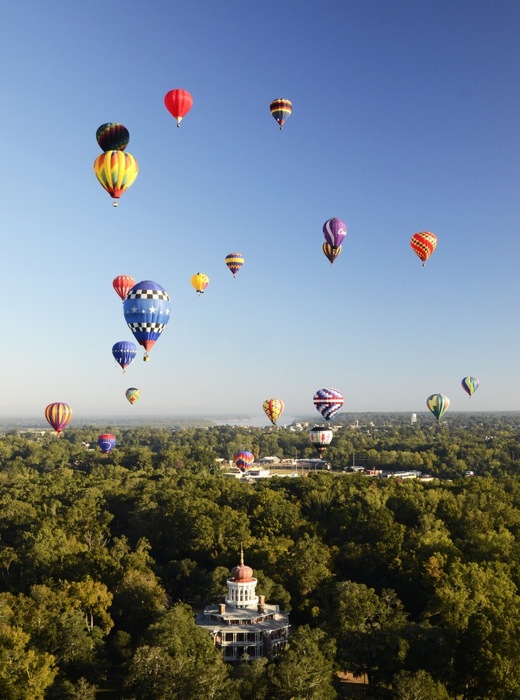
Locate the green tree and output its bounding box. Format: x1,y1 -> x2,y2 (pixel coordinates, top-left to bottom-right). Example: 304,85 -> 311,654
393,669 -> 450,700
268,625 -> 337,700
0,623 -> 57,700
125,603 -> 232,700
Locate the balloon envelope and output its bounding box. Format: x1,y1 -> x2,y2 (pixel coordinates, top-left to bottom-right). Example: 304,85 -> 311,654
123,280 -> 171,359
45,402 -> 72,434
309,427 -> 333,455
125,388 -> 140,405
112,341 -> 137,371
94,150 -> 138,203
191,273 -> 209,294
270,98 -> 292,128
323,218 -> 347,248
98,433 -> 116,454
410,231 -> 437,265
96,123 -> 129,152
322,242 -> 342,265
461,376 -> 479,398
164,89 -> 193,126
426,394 -> 450,420
313,388 -> 344,421
263,399 -> 284,426
113,275 -> 135,301
233,450 -> 254,473
225,253 -> 244,277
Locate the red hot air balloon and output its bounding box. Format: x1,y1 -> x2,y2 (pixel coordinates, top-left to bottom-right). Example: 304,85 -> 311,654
410,232 -> 437,266
164,89 -> 193,127
113,275 -> 136,301
45,403 -> 72,434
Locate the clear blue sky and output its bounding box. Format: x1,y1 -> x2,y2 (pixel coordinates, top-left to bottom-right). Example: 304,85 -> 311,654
0,0 -> 518,421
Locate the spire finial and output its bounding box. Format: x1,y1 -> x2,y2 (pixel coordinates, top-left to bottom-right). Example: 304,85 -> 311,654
240,543 -> 244,566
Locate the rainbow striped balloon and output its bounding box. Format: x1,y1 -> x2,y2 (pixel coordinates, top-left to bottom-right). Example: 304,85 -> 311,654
44,402 -> 72,434
426,394 -> 450,421
270,98 -> 292,129
461,376 -> 479,398
94,150 -> 138,204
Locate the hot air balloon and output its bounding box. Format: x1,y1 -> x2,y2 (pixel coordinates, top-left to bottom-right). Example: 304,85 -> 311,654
125,388 -> 140,405
191,273 -> 209,294
426,394 -> 450,421
225,253 -> 244,277
123,280 -> 171,361
98,433 -> 116,454
113,275 -> 136,301
309,426 -> 333,455
410,231 -> 437,266
93,150 -> 138,206
233,450 -> 254,473
45,402 -> 72,434
322,242 -> 342,266
263,399 -> 285,426
313,388 -> 344,421
270,98 -> 292,129
461,376 -> 479,398
112,341 -> 137,372
164,89 -> 193,127
323,217 -> 347,249
96,123 -> 129,152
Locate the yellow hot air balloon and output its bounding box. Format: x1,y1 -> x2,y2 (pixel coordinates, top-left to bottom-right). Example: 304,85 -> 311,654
191,273 -> 209,294
263,399 -> 285,426
94,150 -> 138,206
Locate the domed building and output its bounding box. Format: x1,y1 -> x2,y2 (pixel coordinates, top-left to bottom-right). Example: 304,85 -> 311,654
196,548 -> 290,661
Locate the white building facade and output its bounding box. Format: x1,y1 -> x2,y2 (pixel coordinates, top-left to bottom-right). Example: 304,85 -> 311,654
196,549 -> 290,662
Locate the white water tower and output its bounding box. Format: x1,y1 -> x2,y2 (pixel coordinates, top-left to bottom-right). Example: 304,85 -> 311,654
411,413 -> 417,425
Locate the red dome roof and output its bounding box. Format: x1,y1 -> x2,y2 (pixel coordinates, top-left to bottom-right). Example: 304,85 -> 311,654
230,548 -> 255,582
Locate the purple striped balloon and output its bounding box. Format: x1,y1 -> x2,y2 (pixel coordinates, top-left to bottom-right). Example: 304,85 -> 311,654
313,388 -> 344,421
323,217 -> 347,248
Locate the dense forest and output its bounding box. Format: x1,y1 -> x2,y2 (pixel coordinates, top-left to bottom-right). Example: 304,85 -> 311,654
1,413 -> 520,699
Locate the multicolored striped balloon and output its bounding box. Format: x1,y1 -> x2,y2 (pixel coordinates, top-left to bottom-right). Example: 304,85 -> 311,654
233,450 -> 255,473
322,242 -> 342,266
44,402 -> 72,434
461,376 -> 479,398
270,98 -> 292,129
426,394 -> 450,421
313,388 -> 344,421
94,150 -> 138,205
96,123 -> 129,152
410,231 -> 437,265
225,253 -> 244,277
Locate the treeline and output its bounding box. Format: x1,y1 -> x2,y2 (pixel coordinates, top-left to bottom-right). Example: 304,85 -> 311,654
0,417 -> 519,698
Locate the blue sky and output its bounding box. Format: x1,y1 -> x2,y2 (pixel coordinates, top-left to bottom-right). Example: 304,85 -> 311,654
0,1 -> 518,421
